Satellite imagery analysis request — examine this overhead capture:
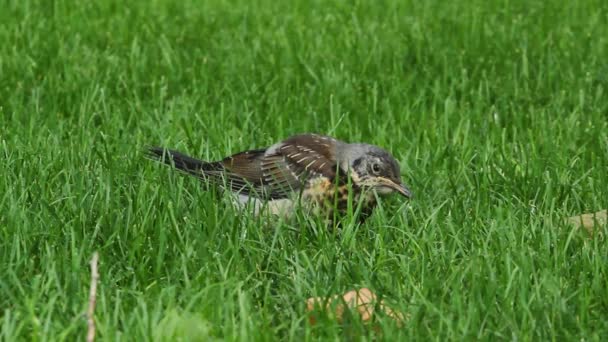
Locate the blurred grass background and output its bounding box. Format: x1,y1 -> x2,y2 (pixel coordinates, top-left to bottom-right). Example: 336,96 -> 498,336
1,0 -> 607,340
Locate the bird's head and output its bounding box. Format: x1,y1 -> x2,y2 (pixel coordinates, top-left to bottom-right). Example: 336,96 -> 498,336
338,143 -> 412,198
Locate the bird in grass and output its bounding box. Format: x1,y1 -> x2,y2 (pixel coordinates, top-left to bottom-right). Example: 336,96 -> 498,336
146,133 -> 412,223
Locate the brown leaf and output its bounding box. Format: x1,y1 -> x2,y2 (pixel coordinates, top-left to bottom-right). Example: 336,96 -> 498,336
306,288 -> 406,327
567,209 -> 607,235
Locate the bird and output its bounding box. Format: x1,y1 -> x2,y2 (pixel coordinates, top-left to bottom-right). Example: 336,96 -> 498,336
146,133 -> 412,224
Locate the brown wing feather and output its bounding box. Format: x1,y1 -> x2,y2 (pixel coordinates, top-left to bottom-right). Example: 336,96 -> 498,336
258,134 -> 340,198
220,149 -> 266,182
200,134 -> 341,200
280,134 -> 339,174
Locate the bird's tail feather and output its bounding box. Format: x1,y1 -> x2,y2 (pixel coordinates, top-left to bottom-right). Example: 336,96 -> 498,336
146,147 -> 222,177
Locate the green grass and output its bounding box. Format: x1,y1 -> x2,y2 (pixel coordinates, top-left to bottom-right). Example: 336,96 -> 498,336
1,0 -> 608,340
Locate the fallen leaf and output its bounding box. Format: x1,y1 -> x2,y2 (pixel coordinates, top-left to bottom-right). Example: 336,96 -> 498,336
306,288 -> 406,327
567,209 -> 607,235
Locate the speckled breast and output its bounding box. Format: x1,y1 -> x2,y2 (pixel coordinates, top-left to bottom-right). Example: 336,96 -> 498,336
301,176 -> 378,222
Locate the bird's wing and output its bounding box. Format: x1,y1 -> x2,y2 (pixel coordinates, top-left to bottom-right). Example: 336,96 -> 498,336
214,134 -> 340,199
259,134 -> 339,199
210,149 -> 267,195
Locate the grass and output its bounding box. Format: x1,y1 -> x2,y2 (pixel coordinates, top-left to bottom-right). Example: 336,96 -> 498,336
1,0 -> 607,340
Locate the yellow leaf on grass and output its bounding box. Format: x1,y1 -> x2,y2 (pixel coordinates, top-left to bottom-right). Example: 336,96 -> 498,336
306,288 -> 406,327
567,209 -> 607,235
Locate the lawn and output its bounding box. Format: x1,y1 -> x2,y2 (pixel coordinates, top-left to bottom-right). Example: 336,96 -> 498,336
1,0 -> 607,340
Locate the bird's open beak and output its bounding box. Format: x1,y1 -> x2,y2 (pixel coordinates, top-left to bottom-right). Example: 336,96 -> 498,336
377,177 -> 413,198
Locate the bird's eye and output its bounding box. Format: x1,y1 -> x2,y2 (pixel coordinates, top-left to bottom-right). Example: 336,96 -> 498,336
371,163 -> 381,174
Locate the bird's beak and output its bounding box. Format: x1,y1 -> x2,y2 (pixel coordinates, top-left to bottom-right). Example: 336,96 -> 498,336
377,177 -> 413,198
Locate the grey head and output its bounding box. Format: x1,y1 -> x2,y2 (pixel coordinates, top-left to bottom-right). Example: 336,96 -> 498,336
335,142 -> 412,198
